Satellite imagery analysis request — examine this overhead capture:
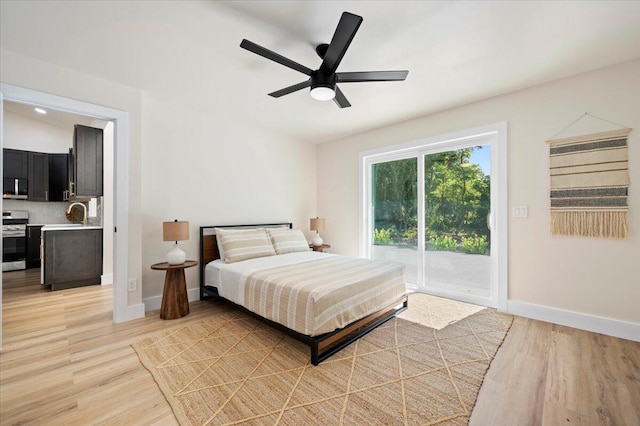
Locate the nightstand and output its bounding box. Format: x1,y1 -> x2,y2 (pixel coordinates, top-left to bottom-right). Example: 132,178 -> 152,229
151,260 -> 197,320
310,244 -> 331,253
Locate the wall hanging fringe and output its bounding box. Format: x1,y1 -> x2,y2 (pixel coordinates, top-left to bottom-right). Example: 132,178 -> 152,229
547,126 -> 631,239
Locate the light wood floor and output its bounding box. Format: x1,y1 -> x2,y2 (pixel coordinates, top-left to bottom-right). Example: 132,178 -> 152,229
1,269 -> 639,425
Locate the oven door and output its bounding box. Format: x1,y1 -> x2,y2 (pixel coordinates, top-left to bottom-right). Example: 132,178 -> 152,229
3,234 -> 27,271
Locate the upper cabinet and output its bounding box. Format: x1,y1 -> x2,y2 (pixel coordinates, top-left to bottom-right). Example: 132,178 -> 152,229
4,149 -> 28,179
3,149 -> 28,199
71,125 -> 103,199
3,123 -> 103,202
28,151 -> 49,201
49,153 -> 69,201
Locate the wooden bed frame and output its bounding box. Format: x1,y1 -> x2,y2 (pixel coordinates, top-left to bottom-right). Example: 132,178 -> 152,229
199,223 -> 408,366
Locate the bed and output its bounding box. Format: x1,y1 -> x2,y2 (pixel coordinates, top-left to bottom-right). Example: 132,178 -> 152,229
199,223 -> 408,365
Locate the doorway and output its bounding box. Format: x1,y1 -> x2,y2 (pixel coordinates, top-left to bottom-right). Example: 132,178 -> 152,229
360,123 -> 507,309
0,83 -> 136,350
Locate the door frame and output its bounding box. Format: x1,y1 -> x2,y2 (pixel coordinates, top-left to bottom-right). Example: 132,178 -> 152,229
0,83 -> 138,333
359,122 -> 508,311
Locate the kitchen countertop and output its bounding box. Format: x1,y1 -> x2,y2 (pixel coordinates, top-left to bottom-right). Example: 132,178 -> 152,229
41,224 -> 103,231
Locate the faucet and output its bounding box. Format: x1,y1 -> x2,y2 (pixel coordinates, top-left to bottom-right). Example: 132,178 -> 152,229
67,202 -> 88,225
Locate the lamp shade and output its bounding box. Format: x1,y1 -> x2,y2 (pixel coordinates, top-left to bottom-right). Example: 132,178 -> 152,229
163,220 -> 189,242
310,217 -> 325,232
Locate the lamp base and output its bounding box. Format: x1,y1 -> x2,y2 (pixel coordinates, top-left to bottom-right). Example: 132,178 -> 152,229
312,233 -> 323,247
166,243 -> 186,265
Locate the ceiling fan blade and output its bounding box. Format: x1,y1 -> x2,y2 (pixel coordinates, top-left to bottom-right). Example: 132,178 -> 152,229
268,79 -> 312,98
320,12 -> 363,75
240,39 -> 313,76
333,86 -> 351,108
337,70 -> 409,83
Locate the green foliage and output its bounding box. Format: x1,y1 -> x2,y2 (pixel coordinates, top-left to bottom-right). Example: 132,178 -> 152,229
424,147 -> 490,241
461,235 -> 489,254
402,226 -> 418,242
373,228 -> 393,245
372,158 -> 418,247
430,235 -> 458,251
371,146 -> 491,251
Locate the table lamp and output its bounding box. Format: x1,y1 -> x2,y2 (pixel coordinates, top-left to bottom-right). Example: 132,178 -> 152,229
310,217 -> 325,247
163,219 -> 189,265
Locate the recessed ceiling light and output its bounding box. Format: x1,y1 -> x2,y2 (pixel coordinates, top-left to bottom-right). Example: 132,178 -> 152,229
34,107 -> 47,115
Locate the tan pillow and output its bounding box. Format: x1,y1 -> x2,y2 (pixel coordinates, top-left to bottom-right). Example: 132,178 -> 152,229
267,228 -> 311,255
217,228 -> 275,263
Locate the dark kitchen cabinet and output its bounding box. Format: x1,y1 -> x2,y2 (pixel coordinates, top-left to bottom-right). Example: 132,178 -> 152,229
48,153 -> 69,201
26,225 -> 43,269
28,151 -> 49,201
43,228 -> 103,290
3,149 -> 28,179
71,125 -> 103,198
68,148 -> 75,198
3,149 -> 29,199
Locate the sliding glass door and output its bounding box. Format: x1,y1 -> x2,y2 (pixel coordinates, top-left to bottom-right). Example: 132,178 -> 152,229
362,124 -> 505,308
423,145 -> 491,298
370,157 -> 418,284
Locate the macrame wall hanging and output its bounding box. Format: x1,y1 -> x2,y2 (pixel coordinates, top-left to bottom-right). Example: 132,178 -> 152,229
546,113 -> 632,239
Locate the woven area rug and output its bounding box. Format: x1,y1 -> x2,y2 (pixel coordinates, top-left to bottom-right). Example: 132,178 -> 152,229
133,294 -> 512,425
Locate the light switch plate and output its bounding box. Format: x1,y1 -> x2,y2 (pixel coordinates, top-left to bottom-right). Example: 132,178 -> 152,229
512,206 -> 528,218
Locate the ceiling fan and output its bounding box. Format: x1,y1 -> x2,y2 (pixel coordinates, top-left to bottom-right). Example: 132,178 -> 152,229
240,11 -> 409,108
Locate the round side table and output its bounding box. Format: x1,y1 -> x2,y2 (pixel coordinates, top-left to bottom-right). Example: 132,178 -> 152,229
309,244 -> 331,253
151,260 -> 198,320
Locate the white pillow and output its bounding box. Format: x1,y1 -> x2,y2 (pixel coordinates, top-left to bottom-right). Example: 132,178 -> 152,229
267,228 -> 311,254
214,227 -> 266,259
214,228 -> 248,260
216,228 -> 276,263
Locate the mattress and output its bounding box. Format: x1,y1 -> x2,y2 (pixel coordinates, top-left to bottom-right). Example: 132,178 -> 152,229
205,252 -> 406,336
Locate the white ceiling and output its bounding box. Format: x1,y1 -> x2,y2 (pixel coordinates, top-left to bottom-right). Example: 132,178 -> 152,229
2,1 -> 639,144
3,100 -> 94,130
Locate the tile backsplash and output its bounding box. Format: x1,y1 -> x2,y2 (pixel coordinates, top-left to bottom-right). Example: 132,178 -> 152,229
3,199 -> 102,225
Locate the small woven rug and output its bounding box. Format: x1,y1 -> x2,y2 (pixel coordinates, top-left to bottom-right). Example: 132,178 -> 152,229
132,294 -> 512,425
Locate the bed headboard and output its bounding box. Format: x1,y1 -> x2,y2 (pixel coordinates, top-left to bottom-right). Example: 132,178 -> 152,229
199,223 -> 293,296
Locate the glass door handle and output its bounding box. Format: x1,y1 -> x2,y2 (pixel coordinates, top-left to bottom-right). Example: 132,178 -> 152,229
487,210 -> 492,231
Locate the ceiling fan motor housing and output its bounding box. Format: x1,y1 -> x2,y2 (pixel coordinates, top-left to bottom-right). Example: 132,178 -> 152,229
311,70 -> 336,91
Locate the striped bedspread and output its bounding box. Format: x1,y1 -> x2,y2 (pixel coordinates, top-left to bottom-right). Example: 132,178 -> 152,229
243,256 -> 406,336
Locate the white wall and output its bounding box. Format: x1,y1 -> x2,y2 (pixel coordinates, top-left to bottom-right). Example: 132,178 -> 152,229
317,59 -> 640,326
140,95 -> 317,299
3,109 -> 72,153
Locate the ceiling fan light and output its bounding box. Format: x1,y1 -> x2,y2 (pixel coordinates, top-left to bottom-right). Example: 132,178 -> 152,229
310,86 -> 335,101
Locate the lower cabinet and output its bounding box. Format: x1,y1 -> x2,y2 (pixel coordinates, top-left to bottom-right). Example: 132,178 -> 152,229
26,225 -> 43,269
43,229 -> 103,291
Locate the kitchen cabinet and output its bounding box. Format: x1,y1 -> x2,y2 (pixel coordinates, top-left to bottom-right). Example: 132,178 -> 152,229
3,149 -> 28,179
28,151 -> 49,201
71,125 -> 103,198
3,149 -> 28,199
48,153 -> 69,201
26,225 -> 43,269
43,228 -> 103,290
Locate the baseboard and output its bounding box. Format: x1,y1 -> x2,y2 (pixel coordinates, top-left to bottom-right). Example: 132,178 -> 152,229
114,302 -> 145,323
143,287 -> 201,312
101,273 -> 113,285
508,301 -> 640,342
